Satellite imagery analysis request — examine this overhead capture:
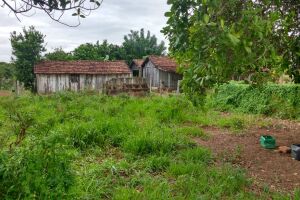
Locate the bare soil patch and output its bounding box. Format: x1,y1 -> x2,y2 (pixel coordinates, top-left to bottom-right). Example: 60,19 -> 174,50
194,120 -> 300,193
0,91 -> 11,96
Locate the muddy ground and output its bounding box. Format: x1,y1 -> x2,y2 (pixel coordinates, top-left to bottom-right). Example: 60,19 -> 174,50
194,119 -> 300,193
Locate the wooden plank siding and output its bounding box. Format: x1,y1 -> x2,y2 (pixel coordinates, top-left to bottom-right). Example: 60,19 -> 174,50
36,74 -> 131,94
142,60 -> 182,89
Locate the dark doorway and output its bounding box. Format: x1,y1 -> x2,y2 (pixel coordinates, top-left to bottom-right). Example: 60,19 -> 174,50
133,70 -> 139,77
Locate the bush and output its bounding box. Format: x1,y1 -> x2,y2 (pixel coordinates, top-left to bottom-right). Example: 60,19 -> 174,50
0,133 -> 74,199
210,83 -> 300,119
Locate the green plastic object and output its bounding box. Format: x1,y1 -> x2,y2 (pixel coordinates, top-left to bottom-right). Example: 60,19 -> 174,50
260,135 -> 276,149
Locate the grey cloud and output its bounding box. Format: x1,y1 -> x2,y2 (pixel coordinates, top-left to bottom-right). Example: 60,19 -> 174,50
0,0 -> 169,62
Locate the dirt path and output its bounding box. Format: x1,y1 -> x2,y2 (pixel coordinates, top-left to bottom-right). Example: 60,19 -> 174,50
194,120 -> 300,193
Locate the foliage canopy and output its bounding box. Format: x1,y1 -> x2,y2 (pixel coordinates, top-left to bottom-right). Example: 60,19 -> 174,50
10,26 -> 45,91
0,62 -> 15,90
163,0 -> 300,98
44,29 -> 166,63
1,0 -> 103,26
44,48 -> 73,61
73,40 -> 125,61
122,29 -> 166,62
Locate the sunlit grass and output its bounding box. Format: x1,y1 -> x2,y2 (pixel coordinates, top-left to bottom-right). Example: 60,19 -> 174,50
0,92 -> 294,199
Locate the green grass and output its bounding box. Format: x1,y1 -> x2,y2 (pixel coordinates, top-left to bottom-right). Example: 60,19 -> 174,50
0,92 -> 296,199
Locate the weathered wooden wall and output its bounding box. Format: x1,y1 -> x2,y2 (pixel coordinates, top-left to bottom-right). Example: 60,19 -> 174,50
143,61 -> 159,87
105,77 -> 149,96
36,73 -> 131,94
130,63 -> 142,77
142,61 -> 182,89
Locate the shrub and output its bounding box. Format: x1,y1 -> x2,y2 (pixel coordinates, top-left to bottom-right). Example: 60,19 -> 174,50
0,133 -> 74,199
210,83 -> 300,119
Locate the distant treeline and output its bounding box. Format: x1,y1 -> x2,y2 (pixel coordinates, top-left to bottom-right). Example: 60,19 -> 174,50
44,29 -> 166,64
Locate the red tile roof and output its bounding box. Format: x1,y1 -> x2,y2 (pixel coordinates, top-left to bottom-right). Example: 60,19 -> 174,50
142,56 -> 178,73
34,60 -> 131,74
132,59 -> 144,68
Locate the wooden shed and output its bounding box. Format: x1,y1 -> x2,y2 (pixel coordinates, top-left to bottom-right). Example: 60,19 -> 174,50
141,56 -> 182,90
129,59 -> 144,77
34,60 -> 132,94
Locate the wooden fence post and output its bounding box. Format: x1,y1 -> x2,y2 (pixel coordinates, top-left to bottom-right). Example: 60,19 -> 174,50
159,80 -> 163,95
177,80 -> 181,94
149,78 -> 152,93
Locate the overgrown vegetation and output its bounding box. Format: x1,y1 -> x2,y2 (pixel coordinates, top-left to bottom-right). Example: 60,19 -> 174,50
0,62 -> 15,90
210,82 -> 300,119
163,0 -> 300,99
10,26 -> 45,91
0,93 -> 297,199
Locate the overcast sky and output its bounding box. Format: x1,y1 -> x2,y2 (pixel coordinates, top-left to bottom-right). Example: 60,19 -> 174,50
0,0 -> 170,62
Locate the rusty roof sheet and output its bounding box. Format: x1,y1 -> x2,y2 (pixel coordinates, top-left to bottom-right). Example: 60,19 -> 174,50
142,56 -> 178,73
34,60 -> 131,74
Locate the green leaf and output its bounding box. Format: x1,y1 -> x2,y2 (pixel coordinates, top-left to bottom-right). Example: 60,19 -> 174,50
244,46 -> 251,54
165,12 -> 172,17
220,19 -> 224,29
80,15 -> 85,18
227,33 -> 240,46
203,14 -> 209,24
72,13 -> 77,16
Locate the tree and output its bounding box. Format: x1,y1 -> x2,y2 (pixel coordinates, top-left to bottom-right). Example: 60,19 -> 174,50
44,48 -> 73,61
1,0 -> 103,26
122,29 -> 166,63
73,40 -> 125,61
0,62 -> 15,90
261,1 -> 300,83
163,0 -> 299,100
10,26 -> 46,91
